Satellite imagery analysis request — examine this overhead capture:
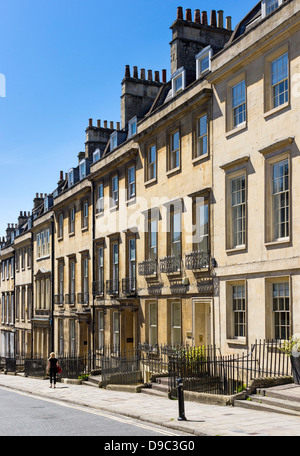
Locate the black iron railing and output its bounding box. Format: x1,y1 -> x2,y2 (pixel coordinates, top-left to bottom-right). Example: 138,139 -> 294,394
185,251 -> 210,270
122,278 -> 136,296
65,293 -> 76,305
138,259 -> 157,276
159,256 -> 181,274
77,292 -> 89,305
106,279 -> 119,296
93,281 -> 104,296
54,294 -> 64,305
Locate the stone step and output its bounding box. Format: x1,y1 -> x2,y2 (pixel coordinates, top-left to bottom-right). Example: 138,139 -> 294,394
251,394 -> 300,412
141,387 -> 168,397
234,397 -> 300,417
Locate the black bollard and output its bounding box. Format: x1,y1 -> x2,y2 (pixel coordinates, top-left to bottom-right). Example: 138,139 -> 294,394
177,378 -> 187,421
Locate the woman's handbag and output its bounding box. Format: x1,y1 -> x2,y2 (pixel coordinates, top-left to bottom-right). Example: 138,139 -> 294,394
57,365 -> 62,374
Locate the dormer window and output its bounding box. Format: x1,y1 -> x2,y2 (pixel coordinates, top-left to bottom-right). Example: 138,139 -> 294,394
68,169 -> 74,187
93,149 -> 101,163
128,117 -> 137,138
171,67 -> 186,97
262,0 -> 283,18
110,132 -> 118,150
196,46 -> 212,79
79,160 -> 86,180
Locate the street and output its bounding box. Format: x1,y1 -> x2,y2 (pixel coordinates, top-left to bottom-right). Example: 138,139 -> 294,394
0,387 -> 191,437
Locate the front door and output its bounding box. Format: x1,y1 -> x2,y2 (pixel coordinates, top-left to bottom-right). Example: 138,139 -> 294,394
192,300 -> 211,346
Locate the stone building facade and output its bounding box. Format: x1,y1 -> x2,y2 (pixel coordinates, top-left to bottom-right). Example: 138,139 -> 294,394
0,0 -> 299,359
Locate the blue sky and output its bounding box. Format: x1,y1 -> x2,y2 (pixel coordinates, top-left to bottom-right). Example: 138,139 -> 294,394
0,0 -> 257,238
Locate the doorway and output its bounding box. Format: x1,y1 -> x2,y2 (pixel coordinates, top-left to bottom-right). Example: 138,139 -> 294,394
192,300 -> 211,346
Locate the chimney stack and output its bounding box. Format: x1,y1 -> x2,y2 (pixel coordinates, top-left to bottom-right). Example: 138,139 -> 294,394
194,9 -> 200,24
125,65 -> 130,78
177,6 -> 183,20
210,10 -> 217,27
185,9 -> 192,21
217,10 -> 224,28
226,16 -> 232,30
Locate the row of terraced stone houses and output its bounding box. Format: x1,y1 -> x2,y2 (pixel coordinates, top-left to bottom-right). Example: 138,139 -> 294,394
1,0 -> 299,361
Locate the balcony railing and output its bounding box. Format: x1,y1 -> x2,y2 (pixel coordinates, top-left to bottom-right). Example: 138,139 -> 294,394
77,292 -> 89,305
54,294 -> 64,306
159,256 -> 181,274
106,279 -> 119,296
93,281 -> 104,296
65,293 -> 76,305
185,251 -> 210,270
122,278 -> 136,296
138,259 -> 157,276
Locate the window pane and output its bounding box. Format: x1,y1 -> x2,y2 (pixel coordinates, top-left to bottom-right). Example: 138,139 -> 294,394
232,80 -> 246,127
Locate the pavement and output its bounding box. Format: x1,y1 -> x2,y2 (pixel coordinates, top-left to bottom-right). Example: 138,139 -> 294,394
0,373 -> 300,436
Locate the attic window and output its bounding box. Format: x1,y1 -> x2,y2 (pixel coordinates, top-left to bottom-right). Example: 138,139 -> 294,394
110,132 -> 118,150
171,67 -> 186,97
79,160 -> 86,180
128,117 -> 137,138
68,169 -> 74,187
196,46 -> 212,79
261,0 -> 283,18
93,149 -> 101,163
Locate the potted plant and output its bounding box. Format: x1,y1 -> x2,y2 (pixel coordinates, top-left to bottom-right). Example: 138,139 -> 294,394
280,336 -> 300,384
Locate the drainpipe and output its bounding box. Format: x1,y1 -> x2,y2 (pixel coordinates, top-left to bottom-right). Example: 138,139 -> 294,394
91,181 -> 95,370
51,216 -> 55,352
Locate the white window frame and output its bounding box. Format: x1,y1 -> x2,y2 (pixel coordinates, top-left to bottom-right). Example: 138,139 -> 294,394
128,165 -> 136,199
128,117 -> 137,138
261,0 -> 283,18
111,175 -> 119,206
171,67 -> 186,97
79,159 -> 86,180
232,80 -> 246,128
110,132 -> 118,150
97,183 -> 104,214
147,145 -> 157,181
93,149 -> 101,163
169,130 -> 180,171
196,46 -> 212,79
196,113 -> 208,158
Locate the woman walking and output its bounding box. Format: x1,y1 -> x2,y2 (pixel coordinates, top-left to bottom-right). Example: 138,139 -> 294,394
47,352 -> 58,388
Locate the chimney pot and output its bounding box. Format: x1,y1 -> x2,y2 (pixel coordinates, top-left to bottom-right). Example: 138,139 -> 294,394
89,118 -> 93,127
177,6 -> 183,20
226,16 -> 232,31
202,11 -> 208,25
147,70 -> 153,81
210,10 -> 217,27
104,120 -> 108,128
125,65 -> 130,78
110,121 -> 114,129
194,9 -> 200,23
140,69 -> 145,80
154,71 -> 160,82
133,66 -> 138,78
217,10 -> 224,28
185,9 -> 192,21
162,69 -> 167,83
116,122 -> 120,130
60,170 -> 63,180
97,119 -> 101,128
